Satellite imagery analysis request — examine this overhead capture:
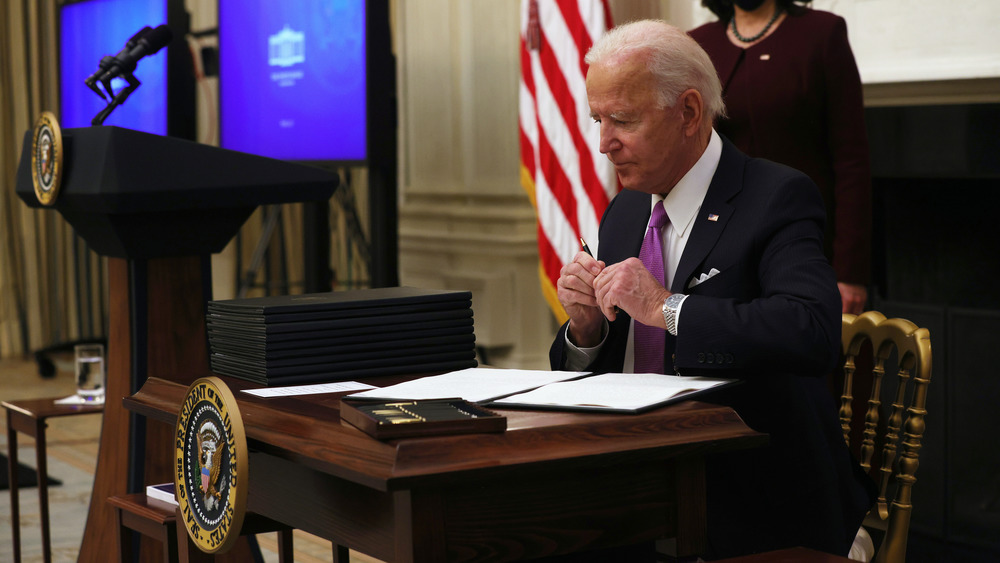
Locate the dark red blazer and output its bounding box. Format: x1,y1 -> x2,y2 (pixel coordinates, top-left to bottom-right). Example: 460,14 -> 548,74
690,7 -> 872,285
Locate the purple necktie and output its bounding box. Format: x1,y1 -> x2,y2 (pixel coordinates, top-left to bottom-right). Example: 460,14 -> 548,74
634,201 -> 668,373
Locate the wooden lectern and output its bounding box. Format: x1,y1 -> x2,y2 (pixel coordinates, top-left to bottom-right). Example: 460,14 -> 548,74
15,125 -> 337,561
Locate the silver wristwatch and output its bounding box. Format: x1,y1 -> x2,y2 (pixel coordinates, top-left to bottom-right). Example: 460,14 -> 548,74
662,294 -> 686,336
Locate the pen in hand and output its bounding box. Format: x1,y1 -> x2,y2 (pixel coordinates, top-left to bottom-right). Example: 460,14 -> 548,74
580,237 -> 619,314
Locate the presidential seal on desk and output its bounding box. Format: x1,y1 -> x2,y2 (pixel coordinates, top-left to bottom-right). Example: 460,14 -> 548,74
31,111 -> 64,206
174,377 -> 248,553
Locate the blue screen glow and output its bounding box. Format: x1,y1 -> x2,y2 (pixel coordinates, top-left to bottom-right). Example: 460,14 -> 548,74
219,0 -> 367,162
60,0 -> 168,134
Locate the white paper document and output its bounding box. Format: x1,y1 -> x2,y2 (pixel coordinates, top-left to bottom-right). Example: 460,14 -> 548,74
54,394 -> 105,406
491,373 -> 734,413
146,483 -> 178,506
345,367 -> 589,403
242,381 -> 377,398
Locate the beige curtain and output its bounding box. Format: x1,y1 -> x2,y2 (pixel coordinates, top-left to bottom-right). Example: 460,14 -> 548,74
1,0 -> 107,360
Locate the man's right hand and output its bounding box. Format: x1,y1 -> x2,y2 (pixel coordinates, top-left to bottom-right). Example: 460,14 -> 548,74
556,251 -> 606,347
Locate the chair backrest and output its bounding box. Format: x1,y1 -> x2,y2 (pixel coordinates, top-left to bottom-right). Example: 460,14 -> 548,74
839,311 -> 932,563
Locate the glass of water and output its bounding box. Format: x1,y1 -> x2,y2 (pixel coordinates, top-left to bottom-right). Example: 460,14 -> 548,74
74,343 -> 105,402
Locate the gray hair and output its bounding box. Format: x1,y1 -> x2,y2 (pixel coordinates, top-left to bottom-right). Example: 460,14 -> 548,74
585,20 -> 727,122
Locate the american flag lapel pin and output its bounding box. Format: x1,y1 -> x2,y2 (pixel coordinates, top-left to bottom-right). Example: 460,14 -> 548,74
708,213 -> 719,222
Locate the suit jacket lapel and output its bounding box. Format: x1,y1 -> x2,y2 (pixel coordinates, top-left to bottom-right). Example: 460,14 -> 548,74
672,137 -> 744,293
599,189 -> 649,266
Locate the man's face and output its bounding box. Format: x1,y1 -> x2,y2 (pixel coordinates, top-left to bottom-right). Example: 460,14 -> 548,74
586,57 -> 689,196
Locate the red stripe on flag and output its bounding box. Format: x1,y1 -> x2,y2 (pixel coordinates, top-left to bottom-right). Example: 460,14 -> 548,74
519,36 -> 536,98
519,39 -> 537,192
602,1 -> 614,36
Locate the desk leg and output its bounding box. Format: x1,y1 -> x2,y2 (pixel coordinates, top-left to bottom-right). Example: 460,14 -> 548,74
674,457 -> 706,558
7,411 -> 21,563
393,489 -> 447,563
35,420 -> 52,563
34,418 -> 51,563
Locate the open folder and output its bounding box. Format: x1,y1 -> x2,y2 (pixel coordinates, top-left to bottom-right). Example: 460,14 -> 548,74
346,367 -> 589,403
346,368 -> 735,414
490,372 -> 736,414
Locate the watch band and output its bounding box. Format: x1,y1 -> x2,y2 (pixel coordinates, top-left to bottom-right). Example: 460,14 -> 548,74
662,294 -> 687,336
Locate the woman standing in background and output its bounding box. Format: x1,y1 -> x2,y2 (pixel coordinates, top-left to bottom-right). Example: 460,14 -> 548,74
689,0 -> 872,314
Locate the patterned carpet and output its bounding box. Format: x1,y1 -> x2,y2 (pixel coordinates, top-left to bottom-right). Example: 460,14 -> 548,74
0,454 -> 61,491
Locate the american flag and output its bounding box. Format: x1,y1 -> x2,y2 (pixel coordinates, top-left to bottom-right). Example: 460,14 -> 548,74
519,0 -> 617,324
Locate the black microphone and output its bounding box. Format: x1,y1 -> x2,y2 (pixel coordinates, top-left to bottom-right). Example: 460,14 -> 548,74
98,24 -> 173,83
85,26 -> 153,99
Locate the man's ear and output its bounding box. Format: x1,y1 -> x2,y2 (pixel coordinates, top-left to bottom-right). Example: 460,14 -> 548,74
677,89 -> 704,138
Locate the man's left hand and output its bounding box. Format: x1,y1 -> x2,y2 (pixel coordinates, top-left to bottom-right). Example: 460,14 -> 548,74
592,257 -> 671,327
838,282 -> 867,315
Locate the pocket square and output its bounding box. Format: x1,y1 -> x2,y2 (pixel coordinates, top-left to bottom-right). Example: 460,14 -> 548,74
688,268 -> 721,289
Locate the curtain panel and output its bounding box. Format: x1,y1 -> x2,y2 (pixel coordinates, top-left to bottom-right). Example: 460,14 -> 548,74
1,0 -> 108,359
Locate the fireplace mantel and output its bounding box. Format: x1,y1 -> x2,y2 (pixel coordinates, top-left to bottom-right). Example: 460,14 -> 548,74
864,77 -> 1000,108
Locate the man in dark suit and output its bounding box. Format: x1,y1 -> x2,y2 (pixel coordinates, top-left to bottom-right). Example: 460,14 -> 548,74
550,19 -> 875,559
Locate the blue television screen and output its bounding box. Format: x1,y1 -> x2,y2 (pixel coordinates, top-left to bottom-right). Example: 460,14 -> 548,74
219,0 -> 367,162
60,0 -> 169,134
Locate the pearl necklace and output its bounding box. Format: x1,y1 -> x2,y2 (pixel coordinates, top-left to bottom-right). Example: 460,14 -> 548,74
730,6 -> 783,43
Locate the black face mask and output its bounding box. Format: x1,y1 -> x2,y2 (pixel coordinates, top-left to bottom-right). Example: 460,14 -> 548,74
733,0 -> 767,11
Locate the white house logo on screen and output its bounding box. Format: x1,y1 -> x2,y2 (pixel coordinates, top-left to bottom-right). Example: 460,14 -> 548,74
269,25 -> 305,87
268,26 -> 305,67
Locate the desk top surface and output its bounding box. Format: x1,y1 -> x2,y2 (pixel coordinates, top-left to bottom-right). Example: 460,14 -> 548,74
124,374 -> 765,492
2,397 -> 104,420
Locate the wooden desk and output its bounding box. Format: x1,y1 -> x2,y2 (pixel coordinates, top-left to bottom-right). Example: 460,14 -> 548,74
3,397 -> 103,563
124,375 -> 765,562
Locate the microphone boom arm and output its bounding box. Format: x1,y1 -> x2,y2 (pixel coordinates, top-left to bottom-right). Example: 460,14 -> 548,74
91,72 -> 141,126
85,24 -> 169,126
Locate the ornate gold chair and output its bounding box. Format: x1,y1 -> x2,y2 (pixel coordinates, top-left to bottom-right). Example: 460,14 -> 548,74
714,311 -> 933,563
838,311 -> 933,563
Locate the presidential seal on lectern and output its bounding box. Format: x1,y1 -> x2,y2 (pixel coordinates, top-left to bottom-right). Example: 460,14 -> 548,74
175,377 -> 248,553
30,111 -> 64,206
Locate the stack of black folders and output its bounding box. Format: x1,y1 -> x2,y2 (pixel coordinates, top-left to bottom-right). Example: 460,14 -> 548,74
206,287 -> 478,386
340,398 -> 506,440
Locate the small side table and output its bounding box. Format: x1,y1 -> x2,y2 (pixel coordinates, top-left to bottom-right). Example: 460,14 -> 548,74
108,492 -> 295,563
3,397 -> 103,563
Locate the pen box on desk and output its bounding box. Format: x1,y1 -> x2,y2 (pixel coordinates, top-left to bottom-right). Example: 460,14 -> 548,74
340,398 -> 506,440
